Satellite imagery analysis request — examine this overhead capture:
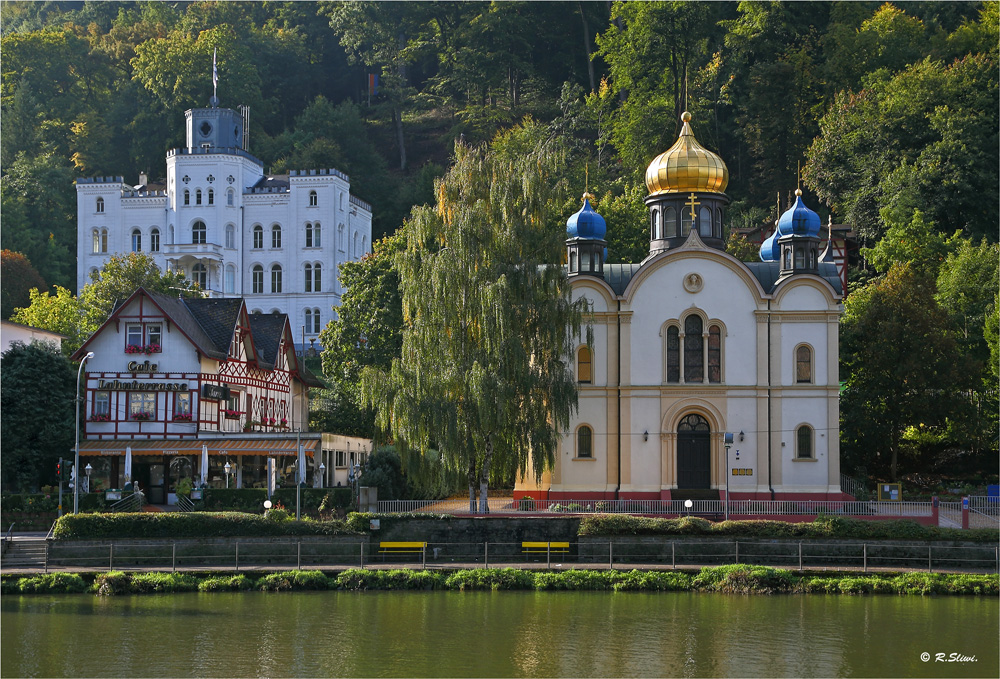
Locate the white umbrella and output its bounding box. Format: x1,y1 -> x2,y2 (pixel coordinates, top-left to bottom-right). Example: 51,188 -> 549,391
124,446 -> 133,484
297,442 -> 306,486
201,443 -> 209,487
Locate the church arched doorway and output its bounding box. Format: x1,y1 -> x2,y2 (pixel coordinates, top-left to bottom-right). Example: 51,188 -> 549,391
677,414 -> 711,489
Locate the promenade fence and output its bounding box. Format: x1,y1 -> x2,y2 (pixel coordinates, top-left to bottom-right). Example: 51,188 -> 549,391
37,538 -> 999,574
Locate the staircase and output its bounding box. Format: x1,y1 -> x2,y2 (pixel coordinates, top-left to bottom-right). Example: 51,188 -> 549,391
1,537 -> 48,570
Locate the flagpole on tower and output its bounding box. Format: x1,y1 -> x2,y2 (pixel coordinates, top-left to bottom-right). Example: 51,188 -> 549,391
211,48 -> 218,107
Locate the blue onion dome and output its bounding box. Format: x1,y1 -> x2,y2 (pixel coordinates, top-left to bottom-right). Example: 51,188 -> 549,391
777,189 -> 821,238
566,193 -> 607,240
759,229 -> 779,262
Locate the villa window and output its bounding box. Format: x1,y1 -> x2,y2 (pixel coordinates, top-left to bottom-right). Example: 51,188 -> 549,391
195,189 -> 202,206
96,197 -> 105,213
131,229 -> 142,252
150,229 -> 160,252
309,190 -> 318,207
797,345 -> 812,383
192,263 -> 207,289
227,189 -> 235,206
797,425 -> 813,459
253,225 -> 263,249
92,230 -> 100,253
577,346 -> 592,384
183,190 -> 190,206
577,425 -> 593,459
272,224 -> 282,248
311,308 -> 321,333
252,265 -> 264,294
313,263 -> 321,292
335,450 -> 346,468
207,189 -> 214,205
271,264 -> 282,293
225,224 -> 235,249
100,229 -> 108,253
192,221 -> 206,245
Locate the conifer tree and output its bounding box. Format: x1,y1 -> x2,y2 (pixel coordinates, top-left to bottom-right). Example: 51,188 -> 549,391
361,123 -> 589,512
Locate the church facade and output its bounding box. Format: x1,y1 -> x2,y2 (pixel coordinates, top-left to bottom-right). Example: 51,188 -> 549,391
517,112 -> 845,502
76,99 -> 373,348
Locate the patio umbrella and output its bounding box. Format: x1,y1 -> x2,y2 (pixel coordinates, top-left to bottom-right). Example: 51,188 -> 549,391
124,446 -> 133,484
297,442 -> 306,486
201,443 -> 209,487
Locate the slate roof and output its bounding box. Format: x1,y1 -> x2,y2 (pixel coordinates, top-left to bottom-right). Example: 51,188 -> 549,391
250,175 -> 290,190
143,290 -> 226,359
182,297 -> 244,355
247,312 -> 286,368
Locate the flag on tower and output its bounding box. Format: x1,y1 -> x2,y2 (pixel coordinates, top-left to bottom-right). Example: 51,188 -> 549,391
212,48 -> 218,97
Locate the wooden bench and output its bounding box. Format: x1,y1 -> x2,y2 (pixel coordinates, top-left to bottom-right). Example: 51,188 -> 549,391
522,541 -> 570,554
379,541 -> 426,556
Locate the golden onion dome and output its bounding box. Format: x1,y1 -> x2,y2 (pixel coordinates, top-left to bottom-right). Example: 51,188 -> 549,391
645,111 -> 729,196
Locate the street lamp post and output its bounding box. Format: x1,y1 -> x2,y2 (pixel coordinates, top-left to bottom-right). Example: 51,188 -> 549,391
84,463 -> 92,495
74,352 -> 95,514
224,461 -> 232,489
723,432 -> 734,521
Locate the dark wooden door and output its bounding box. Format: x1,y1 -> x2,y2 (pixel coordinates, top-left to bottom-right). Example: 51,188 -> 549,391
677,414 -> 711,489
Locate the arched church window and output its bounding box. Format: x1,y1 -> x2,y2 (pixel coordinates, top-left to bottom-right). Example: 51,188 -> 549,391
577,346 -> 592,384
794,246 -> 805,268
796,345 -> 812,383
666,326 -> 680,383
783,248 -> 792,269
678,413 -> 710,432
131,228 -> 142,252
362,235 -> 367,255
577,425 -> 593,458
569,251 -> 577,273
651,209 -> 660,240
192,221 -> 206,245
808,248 -> 817,269
353,232 -> 359,258
797,425 -> 813,459
708,324 -> 722,383
664,207 -> 677,238
684,315 -> 703,383
681,207 -> 693,237
699,207 -> 712,238
714,208 -> 723,239
150,229 -> 160,252
96,197 -> 104,213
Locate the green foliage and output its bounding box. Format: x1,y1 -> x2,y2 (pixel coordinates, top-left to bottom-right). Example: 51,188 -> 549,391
693,564 -> 797,594
129,572 -> 199,594
51,512 -> 359,540
0,341 -> 76,492
335,568 -> 445,591
9,286 -> 85,355
444,568 -> 536,591
864,210 -> 961,275
15,573 -> 88,594
201,488 -> 352,513
361,447 -> 407,501
198,575 -> 254,592
258,570 -> 331,591
1,250 -> 46,321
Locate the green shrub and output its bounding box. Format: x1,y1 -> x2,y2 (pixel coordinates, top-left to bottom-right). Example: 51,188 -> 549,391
258,570 -> 331,591
93,571 -> 135,595
264,507 -> 290,522
16,573 -> 88,594
199,575 -> 254,592
518,496 -> 536,511
334,569 -> 445,591
51,512 -> 359,539
130,572 -> 198,593
610,569 -> 693,592
344,512 -> 450,534
693,564 -> 796,594
445,568 -> 535,591
534,569 -> 612,590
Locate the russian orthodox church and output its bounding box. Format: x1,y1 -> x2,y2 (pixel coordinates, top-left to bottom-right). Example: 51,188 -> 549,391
517,112 -> 846,502
76,94 -> 373,348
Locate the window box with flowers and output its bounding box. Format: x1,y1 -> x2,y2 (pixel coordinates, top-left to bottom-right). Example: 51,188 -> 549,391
125,344 -> 162,355
89,414 -> 112,422
173,413 -> 193,422
131,412 -> 154,421
224,409 -> 243,420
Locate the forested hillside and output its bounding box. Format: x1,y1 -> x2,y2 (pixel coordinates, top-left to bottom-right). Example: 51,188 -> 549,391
1,0 -> 997,484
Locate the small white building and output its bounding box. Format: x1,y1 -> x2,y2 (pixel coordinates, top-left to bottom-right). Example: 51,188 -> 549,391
71,287 -> 370,504
517,112 -> 845,503
76,99 -> 373,348
1,320 -> 65,354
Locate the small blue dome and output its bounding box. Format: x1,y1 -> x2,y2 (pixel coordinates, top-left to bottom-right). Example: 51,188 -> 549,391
776,192 -> 821,238
759,231 -> 779,261
566,197 -> 607,240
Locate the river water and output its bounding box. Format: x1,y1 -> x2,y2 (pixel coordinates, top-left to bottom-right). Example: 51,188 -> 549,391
2,590 -> 997,678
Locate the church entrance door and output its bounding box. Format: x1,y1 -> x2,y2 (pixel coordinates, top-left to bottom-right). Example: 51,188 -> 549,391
677,414 -> 711,489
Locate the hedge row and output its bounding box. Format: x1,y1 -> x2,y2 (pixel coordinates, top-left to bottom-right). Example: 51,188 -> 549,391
578,515 -> 1000,543
51,512 -> 362,539
2,493 -> 106,514
200,488 -> 352,513
3,567 -> 996,597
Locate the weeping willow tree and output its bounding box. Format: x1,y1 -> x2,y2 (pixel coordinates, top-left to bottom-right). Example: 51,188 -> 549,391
360,122 -> 590,513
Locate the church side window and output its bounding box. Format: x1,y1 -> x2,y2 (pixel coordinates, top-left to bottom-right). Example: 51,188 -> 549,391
794,246 -> 805,268
796,425 -> 813,459
271,264 -> 282,293
131,229 -> 142,252
271,224 -> 282,249
681,206 -> 693,237
96,197 -> 104,213
714,208 -> 723,239
577,346 -> 592,384
651,209 -> 660,240
683,315 -> 703,383
699,207 -> 712,238
577,425 -> 593,459
207,189 -> 214,205
252,265 -> 264,294
225,224 -> 235,249
253,225 -> 263,249
192,221 -> 206,244
664,207 -> 677,238
666,326 -> 680,382
192,263 -> 207,289
708,324 -> 722,383
796,345 -> 812,383
569,251 -> 578,273
150,229 -> 160,252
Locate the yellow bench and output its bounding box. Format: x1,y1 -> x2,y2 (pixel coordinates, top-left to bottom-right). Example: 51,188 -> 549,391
379,541 -> 426,555
522,541 -> 570,554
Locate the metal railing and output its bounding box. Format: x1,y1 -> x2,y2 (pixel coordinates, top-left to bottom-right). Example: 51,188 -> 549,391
175,495 -> 195,513
376,498 -> 935,518
3,523 -> 14,555
109,491 -> 145,513
38,538 -> 999,574
840,473 -> 868,500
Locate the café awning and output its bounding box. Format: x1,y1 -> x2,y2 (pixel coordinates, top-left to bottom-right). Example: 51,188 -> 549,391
78,438 -> 317,457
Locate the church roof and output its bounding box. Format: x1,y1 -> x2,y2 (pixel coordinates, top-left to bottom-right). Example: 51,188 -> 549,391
645,112 -> 729,196
601,261 -> 842,296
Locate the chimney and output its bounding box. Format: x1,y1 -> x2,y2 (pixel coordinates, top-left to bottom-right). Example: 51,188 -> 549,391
139,172 -> 148,186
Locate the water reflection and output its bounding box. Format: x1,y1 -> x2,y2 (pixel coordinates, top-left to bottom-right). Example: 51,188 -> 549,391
2,590 -> 997,678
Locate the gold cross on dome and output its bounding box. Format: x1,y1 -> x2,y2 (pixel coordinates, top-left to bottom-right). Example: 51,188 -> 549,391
686,193 -> 700,222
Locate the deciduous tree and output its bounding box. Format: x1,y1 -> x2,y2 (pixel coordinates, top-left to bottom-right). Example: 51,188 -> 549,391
1,250 -> 46,320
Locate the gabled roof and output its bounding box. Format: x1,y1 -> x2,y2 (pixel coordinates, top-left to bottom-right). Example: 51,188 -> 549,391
247,312 -> 286,368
